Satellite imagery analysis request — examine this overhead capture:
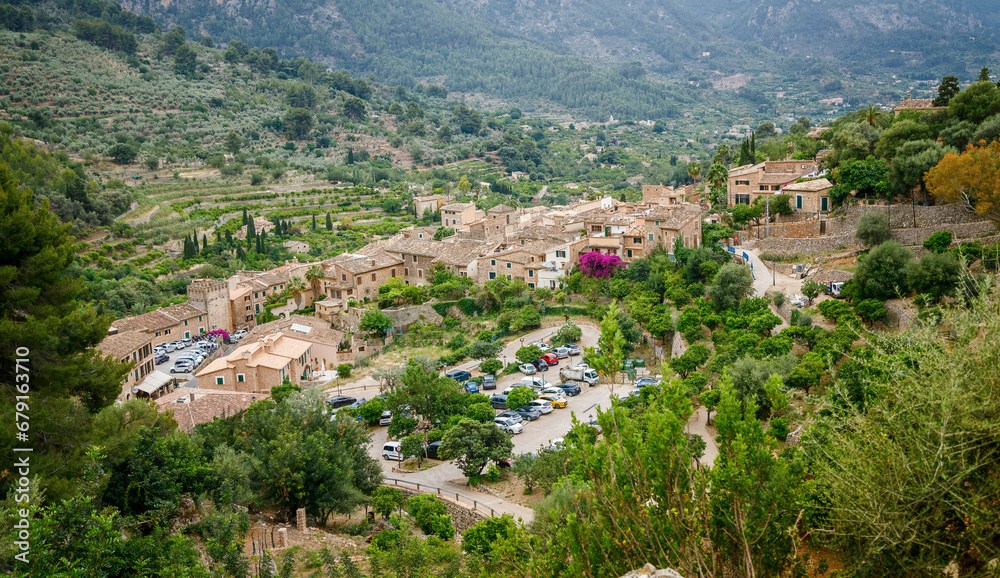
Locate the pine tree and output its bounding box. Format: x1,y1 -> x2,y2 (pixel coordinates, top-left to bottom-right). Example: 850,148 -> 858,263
326,212 -> 333,230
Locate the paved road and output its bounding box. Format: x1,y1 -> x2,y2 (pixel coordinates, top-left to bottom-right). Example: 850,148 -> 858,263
745,248 -> 803,299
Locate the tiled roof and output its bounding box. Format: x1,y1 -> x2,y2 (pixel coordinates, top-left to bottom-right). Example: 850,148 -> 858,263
230,287 -> 251,300
810,269 -> 854,284
160,302 -> 205,320
336,252 -> 403,274
646,204 -> 702,230
783,178 -> 833,192
441,202 -> 474,212
111,310 -> 177,333
488,204 -> 515,214
894,98 -> 938,110
243,315 -> 343,348
97,331 -> 152,360
729,163 -> 765,177
196,333 -> 311,376
385,238 -> 442,258
758,173 -> 800,185
159,389 -> 262,433
585,236 -> 623,248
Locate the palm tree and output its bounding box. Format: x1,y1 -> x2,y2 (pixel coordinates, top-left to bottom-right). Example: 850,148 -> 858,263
855,104 -> 891,129
305,264 -> 325,301
687,161 -> 702,183
287,276 -> 307,308
706,162 -> 729,208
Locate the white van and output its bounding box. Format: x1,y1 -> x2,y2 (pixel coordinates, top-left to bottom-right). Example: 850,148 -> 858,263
381,442 -> 402,461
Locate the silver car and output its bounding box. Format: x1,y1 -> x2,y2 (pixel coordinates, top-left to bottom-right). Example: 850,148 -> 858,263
494,417 -> 524,434
519,363 -> 536,375
551,347 -> 570,359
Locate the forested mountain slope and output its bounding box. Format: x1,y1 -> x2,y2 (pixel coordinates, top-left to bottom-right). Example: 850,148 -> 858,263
122,0 -> 1000,119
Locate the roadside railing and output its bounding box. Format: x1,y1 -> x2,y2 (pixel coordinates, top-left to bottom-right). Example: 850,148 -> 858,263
382,477 -> 497,518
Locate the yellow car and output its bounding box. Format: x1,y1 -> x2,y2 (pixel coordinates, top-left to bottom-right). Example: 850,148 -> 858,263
538,394 -> 567,409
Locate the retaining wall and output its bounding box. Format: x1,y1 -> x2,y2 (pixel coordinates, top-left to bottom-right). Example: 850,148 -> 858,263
393,487 -> 488,532
755,233 -> 859,255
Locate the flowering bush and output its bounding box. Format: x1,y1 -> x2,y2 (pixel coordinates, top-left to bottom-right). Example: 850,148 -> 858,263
578,251 -> 623,278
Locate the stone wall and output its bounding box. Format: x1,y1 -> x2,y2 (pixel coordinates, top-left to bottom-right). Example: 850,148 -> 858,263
762,219 -> 823,238
830,204 -> 989,234
889,221 -> 997,246
884,301 -> 915,330
393,487 -> 488,532
755,233 -> 860,255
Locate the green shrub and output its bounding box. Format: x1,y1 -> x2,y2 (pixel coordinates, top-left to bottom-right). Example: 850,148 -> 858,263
923,230 -> 953,253
770,418 -> 790,442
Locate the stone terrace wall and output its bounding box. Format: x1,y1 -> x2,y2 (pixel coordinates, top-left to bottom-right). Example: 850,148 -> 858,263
827,205 -> 989,235
764,220 -> 823,238
394,487 -> 488,532
889,221 -> 997,246
756,233 -> 860,255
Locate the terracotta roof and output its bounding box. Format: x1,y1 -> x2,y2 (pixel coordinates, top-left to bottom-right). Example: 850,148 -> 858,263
810,269 -> 854,284
160,302 -> 205,320
230,287 -> 251,300
196,333 -> 311,376
243,314 -> 344,348
160,389 -> 263,433
646,204 -> 702,230
441,202 -> 474,212
488,204 -> 516,214
758,173 -> 800,185
97,331 -> 152,360
111,310 -> 177,333
336,252 -> 403,274
894,98 -> 938,111
384,238 -> 442,258
783,178 -> 833,192
729,163 -> 765,178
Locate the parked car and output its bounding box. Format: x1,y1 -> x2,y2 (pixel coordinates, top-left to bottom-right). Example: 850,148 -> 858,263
512,406 -> 542,421
164,342 -> 177,352
530,341 -> 551,352
530,358 -> 549,372
445,369 -> 472,382
497,410 -> 524,424
519,376 -> 552,390
635,377 -> 660,388
551,347 -> 571,359
555,382 -> 582,396
378,411 -> 393,426
482,374 -> 497,390
154,354 -> 169,365
170,363 -> 192,374
232,330 -> 247,340
348,398 -> 367,410
545,438 -> 566,451
172,341 -> 186,350
494,417 -> 524,434
180,338 -> 193,347
381,442 -> 402,461
326,395 -> 358,409
425,441 -> 443,460
563,343 -> 582,356
539,387 -> 567,401
463,381 -> 480,394
539,353 -> 559,366
489,394 -> 509,409
527,399 -> 554,414
538,393 -> 567,408
518,363 -> 536,375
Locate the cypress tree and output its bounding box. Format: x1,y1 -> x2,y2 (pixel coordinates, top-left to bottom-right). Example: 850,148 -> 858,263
242,207 -> 248,226
325,212 -> 333,230
202,234 -> 209,252
225,229 -> 233,245
750,132 -> 756,160
312,214 -> 317,230
236,244 -> 245,259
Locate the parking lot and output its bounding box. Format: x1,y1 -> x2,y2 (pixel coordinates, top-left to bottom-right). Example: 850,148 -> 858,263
152,337 -> 222,384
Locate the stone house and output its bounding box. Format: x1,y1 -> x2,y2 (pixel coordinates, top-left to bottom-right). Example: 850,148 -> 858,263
783,178 -> 834,215
440,202 -> 478,227
242,314 -> 345,373
237,216 -> 275,239
475,242 -> 550,287
195,332 -> 313,393
643,204 -> 703,254
413,194 -> 446,218
727,160 -> 819,206
893,96 -> 945,117
108,302 -> 209,347
96,330 -> 154,401
324,251 -> 403,301
157,389 -> 262,433
283,240 -> 310,254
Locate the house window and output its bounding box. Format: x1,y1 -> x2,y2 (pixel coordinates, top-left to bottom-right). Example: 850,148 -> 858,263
342,274 -> 346,281
634,238 -> 641,244
165,329 -> 171,335
489,272 -> 496,279
506,263 -> 511,269
528,270 -> 534,277
759,185 -> 769,191
655,221 -> 660,226
412,255 -> 417,262
356,277 -> 362,285
237,374 -> 245,383
507,275 -> 512,280
184,320 -> 188,326
246,305 -> 251,312
255,304 -> 260,313
199,316 -> 203,321
155,331 -> 161,337
520,240 -> 525,245
404,267 -> 409,275
418,270 -> 423,277
216,376 -> 225,385
627,249 -> 633,258
648,233 -> 654,241
491,259 -> 496,266
796,195 -> 802,209
556,250 -> 566,258
528,282 -> 535,288
184,331 -> 190,339
391,268 -> 396,277
254,292 -> 259,298
371,273 -> 376,281
821,197 -> 829,211
735,194 -> 751,205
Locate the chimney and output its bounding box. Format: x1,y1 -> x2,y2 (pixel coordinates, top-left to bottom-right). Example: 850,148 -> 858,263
243,349 -> 252,364
370,259 -> 376,267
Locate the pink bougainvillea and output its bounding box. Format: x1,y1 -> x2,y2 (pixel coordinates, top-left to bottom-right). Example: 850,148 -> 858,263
578,251 -> 624,278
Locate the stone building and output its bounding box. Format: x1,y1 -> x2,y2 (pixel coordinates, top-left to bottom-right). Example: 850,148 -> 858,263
96,330 -> 154,400
440,202 -> 479,227
195,332 -> 313,393
727,160 -> 819,206
242,314 -> 346,373
783,178 -> 834,215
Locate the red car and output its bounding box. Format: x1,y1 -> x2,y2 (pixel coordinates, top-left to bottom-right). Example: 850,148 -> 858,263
539,352 -> 559,366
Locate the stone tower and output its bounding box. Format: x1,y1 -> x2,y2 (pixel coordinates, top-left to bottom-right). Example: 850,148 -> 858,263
187,279 -> 233,334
